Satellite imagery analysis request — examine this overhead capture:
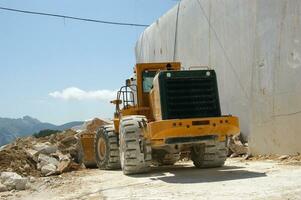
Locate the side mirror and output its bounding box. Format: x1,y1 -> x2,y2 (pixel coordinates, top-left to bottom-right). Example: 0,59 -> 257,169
110,99 -> 122,105
126,79 -> 131,86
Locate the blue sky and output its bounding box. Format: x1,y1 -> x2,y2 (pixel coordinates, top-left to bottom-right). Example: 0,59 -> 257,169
0,0 -> 178,124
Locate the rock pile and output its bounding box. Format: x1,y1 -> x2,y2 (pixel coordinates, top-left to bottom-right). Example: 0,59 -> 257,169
228,134 -> 249,158
0,172 -> 30,192
247,154 -> 301,164
0,129 -> 81,178
0,118 -> 113,193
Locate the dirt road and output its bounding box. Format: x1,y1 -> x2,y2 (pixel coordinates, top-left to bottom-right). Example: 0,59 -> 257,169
2,158 -> 301,200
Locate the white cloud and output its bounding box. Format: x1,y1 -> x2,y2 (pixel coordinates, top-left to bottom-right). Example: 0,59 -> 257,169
49,87 -> 117,101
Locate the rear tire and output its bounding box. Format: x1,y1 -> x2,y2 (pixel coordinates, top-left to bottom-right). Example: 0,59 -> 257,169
119,115 -> 152,175
94,125 -> 121,170
191,140 -> 227,168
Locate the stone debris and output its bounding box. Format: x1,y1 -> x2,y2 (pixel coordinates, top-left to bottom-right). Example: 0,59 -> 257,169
60,136 -> 77,147
25,149 -> 39,162
278,155 -> 289,160
0,129 -> 84,178
228,134 -> 249,157
247,153 -> 301,164
0,172 -> 28,191
0,147 -> 39,177
0,118 -> 108,182
51,151 -> 71,162
41,164 -> 57,176
0,183 -> 8,192
38,154 -> 59,169
57,160 -> 71,173
33,142 -> 58,155
227,135 -> 301,164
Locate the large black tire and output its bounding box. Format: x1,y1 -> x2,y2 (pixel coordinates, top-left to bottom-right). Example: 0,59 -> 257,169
94,125 -> 121,170
119,115 -> 152,175
191,140 -> 227,168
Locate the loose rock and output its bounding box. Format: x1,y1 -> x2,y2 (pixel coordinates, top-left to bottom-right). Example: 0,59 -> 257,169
57,160 -> 72,173
38,154 -> 59,168
0,183 -> 7,192
228,134 -> 249,156
0,172 -> 28,191
279,155 -> 289,160
41,164 -> 57,176
25,149 -> 39,162
33,143 -> 58,155
60,136 -> 77,147
0,128 -> 86,178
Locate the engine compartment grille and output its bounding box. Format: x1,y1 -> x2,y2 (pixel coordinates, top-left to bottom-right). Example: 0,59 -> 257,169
159,70 -> 221,119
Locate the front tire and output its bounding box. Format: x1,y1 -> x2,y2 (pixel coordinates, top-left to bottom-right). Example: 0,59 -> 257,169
119,115 -> 152,175
94,125 -> 121,170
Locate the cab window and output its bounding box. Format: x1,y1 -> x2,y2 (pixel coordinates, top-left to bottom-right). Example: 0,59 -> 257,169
142,71 -> 157,93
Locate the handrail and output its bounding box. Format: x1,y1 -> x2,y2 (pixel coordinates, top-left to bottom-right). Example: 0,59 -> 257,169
116,85 -> 137,114
188,66 -> 211,70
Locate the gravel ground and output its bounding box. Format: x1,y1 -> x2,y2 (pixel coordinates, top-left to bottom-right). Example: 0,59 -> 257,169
1,158 -> 301,200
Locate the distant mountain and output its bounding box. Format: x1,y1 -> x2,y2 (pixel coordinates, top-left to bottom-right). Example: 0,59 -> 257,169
0,116 -> 83,146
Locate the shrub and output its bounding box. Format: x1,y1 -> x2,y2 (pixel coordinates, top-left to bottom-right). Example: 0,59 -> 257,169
33,129 -> 60,138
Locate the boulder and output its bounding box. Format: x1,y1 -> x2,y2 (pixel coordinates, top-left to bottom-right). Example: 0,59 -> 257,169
41,164 -> 57,176
29,176 -> 36,183
57,160 -> 72,173
0,183 -> 7,192
38,154 -> 59,168
0,172 -> 28,191
33,143 -> 58,155
64,147 -> 78,159
1,172 -> 21,183
60,153 -> 71,161
68,162 -> 81,171
229,143 -> 248,155
24,164 -> 31,170
50,152 -> 71,162
228,134 -> 249,156
25,149 -> 39,162
60,136 -> 77,146
15,178 -> 28,190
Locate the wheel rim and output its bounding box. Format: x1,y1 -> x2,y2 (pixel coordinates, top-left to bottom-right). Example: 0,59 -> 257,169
98,137 -> 106,161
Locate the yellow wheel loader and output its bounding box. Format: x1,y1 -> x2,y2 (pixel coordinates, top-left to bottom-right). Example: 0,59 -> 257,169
94,62 -> 240,175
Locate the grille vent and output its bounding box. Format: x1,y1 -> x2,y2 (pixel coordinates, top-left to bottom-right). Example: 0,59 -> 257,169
159,70 -> 221,119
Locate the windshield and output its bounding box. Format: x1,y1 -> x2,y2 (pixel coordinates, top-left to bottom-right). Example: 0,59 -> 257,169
142,71 -> 157,92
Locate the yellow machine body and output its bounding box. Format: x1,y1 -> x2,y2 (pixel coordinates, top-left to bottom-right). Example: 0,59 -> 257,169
112,62 -> 240,147
79,133 -> 96,165
78,119 -> 109,167
147,116 -> 239,147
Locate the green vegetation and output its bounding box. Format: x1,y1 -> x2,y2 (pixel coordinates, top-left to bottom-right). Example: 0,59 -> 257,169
33,129 -> 60,138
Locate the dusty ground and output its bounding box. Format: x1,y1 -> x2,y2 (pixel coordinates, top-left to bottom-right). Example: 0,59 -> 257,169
1,158 -> 301,200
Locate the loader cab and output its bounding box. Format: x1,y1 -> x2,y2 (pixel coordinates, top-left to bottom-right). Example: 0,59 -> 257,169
135,62 -> 181,108
112,62 -> 181,120
142,70 -> 157,93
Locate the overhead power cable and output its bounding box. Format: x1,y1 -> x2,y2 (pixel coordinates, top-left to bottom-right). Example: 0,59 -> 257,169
0,6 -> 149,27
